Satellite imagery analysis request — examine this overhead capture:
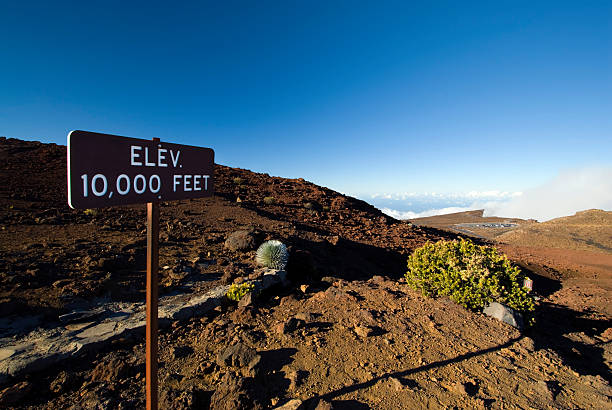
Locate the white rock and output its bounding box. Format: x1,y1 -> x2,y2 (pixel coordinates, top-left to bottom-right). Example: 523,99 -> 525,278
483,302 -> 524,330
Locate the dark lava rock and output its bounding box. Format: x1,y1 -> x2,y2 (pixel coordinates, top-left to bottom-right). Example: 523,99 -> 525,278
216,343 -> 260,370
221,263 -> 240,285
50,371 -> 77,394
230,306 -> 256,324
209,373 -> 263,410
237,292 -> 255,307
274,317 -> 305,335
160,386 -> 205,410
224,230 -> 256,252
90,357 -> 130,383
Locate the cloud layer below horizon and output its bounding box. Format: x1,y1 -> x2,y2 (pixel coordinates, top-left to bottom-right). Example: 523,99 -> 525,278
372,167 -> 612,222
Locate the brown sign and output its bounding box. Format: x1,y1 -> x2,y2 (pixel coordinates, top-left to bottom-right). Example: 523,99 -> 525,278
67,130 -> 214,209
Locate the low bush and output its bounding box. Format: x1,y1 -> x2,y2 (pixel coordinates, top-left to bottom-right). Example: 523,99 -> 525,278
405,239 -> 535,321
226,282 -> 255,302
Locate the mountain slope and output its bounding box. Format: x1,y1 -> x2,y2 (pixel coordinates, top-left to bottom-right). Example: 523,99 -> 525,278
498,209 -> 612,254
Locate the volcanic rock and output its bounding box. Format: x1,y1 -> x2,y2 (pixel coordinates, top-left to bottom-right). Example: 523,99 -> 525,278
483,302 -> 524,330
216,343 -> 261,374
273,399 -> 303,410
90,357 -> 130,383
224,230 -> 256,252
209,372 -> 262,410
50,371 -> 77,394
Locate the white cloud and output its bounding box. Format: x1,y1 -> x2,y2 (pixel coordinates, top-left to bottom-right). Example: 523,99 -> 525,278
371,190 -> 522,201
381,206 -> 476,220
483,166 -> 612,221
465,190 -> 523,199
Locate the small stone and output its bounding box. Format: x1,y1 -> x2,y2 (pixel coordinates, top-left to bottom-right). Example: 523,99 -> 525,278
518,336 -> 536,352
599,327 -> 612,342
370,275 -> 385,284
50,371 -> 76,394
246,355 -> 262,377
286,370 -> 299,391
354,325 -> 374,337
274,399 -> 303,410
357,309 -> 376,325
65,321 -> 94,331
389,377 -> 404,391
452,382 -> 467,395
294,312 -> 315,323
275,318 -> 305,335
300,284 -> 311,294
314,399 -> 334,410
221,264 -> 240,285
453,381 -> 479,396
238,292 -> 254,307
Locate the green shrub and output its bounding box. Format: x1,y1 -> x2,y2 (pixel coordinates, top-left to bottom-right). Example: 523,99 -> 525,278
256,240 -> 288,270
84,209 -> 98,217
263,196 -> 276,205
405,239 -> 535,320
233,177 -> 243,185
226,282 -> 255,302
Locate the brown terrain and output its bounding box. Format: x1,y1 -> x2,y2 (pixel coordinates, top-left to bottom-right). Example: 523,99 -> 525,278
0,137 -> 610,409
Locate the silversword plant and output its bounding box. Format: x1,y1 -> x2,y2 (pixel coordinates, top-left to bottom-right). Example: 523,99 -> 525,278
256,240 -> 289,270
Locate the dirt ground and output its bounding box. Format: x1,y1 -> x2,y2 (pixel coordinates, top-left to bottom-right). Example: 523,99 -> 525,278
0,138 -> 610,409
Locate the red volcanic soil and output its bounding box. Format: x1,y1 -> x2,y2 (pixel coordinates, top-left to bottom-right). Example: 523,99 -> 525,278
0,137 -> 610,409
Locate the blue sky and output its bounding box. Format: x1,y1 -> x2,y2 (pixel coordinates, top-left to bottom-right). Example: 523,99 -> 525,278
2,1 -> 611,202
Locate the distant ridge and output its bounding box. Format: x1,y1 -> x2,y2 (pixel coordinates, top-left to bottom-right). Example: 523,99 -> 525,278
410,209 -> 527,230
498,209 -> 612,254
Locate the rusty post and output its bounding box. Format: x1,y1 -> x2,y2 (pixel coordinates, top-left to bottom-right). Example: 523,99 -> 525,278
146,137 -> 160,410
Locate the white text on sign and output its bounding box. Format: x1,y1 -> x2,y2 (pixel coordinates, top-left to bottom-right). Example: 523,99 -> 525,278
78,144 -> 211,199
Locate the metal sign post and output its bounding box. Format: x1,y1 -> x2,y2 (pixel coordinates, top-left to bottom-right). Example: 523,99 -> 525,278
67,131 -> 214,410
146,138 -> 160,410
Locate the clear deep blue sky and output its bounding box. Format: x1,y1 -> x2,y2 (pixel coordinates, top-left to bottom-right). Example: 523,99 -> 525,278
2,1 -> 610,197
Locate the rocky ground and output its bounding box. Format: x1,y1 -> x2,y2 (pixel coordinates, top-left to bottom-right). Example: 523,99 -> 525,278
0,137 -> 610,409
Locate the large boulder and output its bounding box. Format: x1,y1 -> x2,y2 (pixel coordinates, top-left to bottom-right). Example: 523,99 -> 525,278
216,342 -> 262,377
224,231 -> 256,252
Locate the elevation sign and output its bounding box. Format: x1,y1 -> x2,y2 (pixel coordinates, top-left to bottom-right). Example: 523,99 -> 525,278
67,130 -> 214,209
